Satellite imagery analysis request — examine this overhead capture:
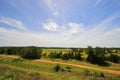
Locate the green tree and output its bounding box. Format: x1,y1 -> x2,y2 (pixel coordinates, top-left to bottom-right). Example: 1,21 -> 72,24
86,46 -> 95,63
75,52 -> 82,60
20,46 -> 42,59
0,48 -> 6,54
94,47 -> 106,65
68,51 -> 74,59
55,51 -> 62,58
86,46 -> 106,65
7,48 -> 14,55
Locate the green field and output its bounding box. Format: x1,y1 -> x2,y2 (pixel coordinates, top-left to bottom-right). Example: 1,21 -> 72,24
0,54 -> 120,80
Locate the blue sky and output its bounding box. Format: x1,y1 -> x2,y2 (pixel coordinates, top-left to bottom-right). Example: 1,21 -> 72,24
0,0 -> 120,47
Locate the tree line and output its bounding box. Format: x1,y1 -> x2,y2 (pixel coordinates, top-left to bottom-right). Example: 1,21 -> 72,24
0,46 -> 42,59
0,46 -> 120,65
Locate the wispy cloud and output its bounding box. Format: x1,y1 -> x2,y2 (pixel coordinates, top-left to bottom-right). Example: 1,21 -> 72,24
0,16 -> 27,31
72,13 -> 120,47
0,16 -> 120,47
0,0 -> 120,47
0,24 -> 120,47
43,0 -> 59,16
94,0 -> 108,7
0,13 -> 120,47
92,12 -> 120,34
0,27 -> 68,47
94,0 -> 102,6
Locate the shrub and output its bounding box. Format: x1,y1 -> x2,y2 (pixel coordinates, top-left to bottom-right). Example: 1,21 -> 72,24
108,54 -> 120,63
93,72 -> 100,77
61,53 -> 69,60
54,64 -> 61,72
93,72 -> 105,78
49,52 -> 55,58
65,66 -> 71,69
61,68 -> 65,72
100,72 -> 105,78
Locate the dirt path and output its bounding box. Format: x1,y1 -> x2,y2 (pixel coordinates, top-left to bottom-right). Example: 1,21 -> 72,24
1,55 -> 120,75
34,59 -> 120,75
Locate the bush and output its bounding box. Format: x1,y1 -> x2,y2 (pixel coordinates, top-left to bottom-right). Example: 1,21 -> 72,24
61,53 -> 69,60
108,54 -> 120,63
49,52 -> 55,58
20,47 -> 42,59
100,72 -> 105,78
65,66 -> 71,69
54,64 -> 61,72
93,72 -> 105,78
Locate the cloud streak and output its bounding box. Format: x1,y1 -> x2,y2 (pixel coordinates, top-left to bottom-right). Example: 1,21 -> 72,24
0,13 -> 120,47
0,24 -> 120,47
94,0 -> 102,6
43,0 -> 59,16
0,16 -> 27,31
72,13 -> 120,47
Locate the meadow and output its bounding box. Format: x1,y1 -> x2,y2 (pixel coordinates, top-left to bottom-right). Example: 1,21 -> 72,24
0,47 -> 120,80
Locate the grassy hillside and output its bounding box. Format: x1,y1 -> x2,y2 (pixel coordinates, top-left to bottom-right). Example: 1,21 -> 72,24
0,55 -> 120,80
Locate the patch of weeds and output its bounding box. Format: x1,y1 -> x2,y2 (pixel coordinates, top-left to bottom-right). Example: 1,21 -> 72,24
61,68 -> 65,72
68,69 -> 71,72
2,72 -> 14,80
65,66 -> 72,72
11,58 -> 23,63
84,69 -> 90,75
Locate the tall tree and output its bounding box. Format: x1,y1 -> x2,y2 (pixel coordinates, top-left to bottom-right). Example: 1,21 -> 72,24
20,46 -> 42,59
86,46 -> 106,65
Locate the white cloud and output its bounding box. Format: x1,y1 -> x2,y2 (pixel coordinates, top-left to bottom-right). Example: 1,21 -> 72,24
42,20 -> 84,35
68,22 -> 84,34
0,27 -> 69,47
42,21 -> 59,32
0,13 -> 120,47
0,23 -> 120,47
0,16 -> 27,31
